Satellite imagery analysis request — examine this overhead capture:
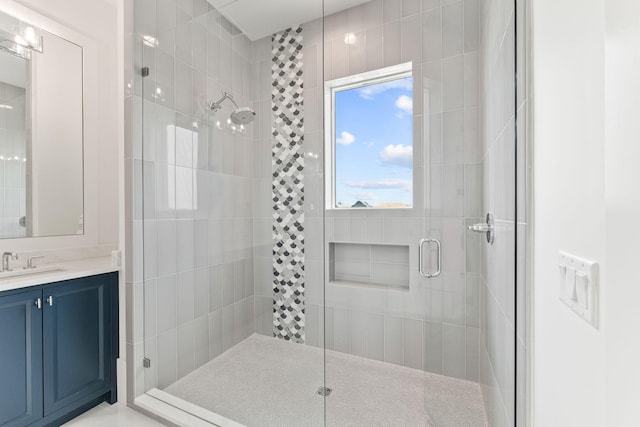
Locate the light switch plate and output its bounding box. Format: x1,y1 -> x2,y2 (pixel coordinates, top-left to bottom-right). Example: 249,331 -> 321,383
559,251 -> 599,328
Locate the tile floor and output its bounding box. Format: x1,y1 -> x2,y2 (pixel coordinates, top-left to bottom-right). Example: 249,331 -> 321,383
64,334 -> 488,427
63,403 -> 164,426
164,334 -> 488,427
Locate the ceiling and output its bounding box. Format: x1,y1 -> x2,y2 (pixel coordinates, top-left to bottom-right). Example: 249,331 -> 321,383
208,0 -> 372,41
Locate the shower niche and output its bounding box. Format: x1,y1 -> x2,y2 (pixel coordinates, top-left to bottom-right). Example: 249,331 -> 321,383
328,242 -> 410,290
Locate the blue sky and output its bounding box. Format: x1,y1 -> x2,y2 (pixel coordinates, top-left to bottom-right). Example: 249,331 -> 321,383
334,76 -> 413,207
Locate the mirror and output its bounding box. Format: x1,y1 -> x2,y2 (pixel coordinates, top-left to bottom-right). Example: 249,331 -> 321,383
0,10 -> 83,239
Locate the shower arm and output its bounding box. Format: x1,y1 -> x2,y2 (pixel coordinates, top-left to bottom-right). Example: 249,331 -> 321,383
209,92 -> 240,112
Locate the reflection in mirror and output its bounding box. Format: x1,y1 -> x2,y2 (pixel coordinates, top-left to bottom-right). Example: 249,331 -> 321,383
0,35 -> 28,237
0,9 -> 83,239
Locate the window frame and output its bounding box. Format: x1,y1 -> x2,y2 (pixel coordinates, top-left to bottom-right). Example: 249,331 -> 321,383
323,62 -> 414,210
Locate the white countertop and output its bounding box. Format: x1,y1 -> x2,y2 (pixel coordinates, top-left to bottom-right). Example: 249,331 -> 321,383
0,256 -> 119,293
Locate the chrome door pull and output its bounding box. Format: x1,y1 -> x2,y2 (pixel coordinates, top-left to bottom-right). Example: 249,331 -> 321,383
35,298 -> 42,309
419,238 -> 442,279
419,239 -> 428,277
468,223 -> 492,232
46,296 -> 53,307
467,213 -> 495,244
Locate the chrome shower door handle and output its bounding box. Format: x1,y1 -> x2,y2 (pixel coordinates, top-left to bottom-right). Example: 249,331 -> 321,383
467,213 -> 495,244
430,238 -> 442,278
418,239 -> 428,277
419,238 -> 442,279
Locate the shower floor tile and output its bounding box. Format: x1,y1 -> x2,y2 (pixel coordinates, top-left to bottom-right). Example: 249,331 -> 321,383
164,334 -> 487,427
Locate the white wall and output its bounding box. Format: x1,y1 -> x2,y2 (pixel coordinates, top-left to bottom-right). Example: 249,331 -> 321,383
532,0 -> 607,426
0,0 -> 119,251
604,0 -> 640,425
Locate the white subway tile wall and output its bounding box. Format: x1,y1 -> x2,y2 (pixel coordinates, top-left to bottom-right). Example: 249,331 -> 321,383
0,82 -> 27,238
127,0 -> 256,397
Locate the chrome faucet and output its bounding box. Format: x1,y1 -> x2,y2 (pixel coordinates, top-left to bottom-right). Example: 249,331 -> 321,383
24,255 -> 45,269
2,252 -> 18,272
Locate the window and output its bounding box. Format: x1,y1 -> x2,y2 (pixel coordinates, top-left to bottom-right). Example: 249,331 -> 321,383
325,63 -> 413,209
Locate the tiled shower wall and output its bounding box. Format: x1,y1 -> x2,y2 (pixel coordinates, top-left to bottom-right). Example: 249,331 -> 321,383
252,19 -> 325,342
126,0 -> 257,396
124,0 -> 526,403
252,0 -> 484,382
0,82 -> 27,238
478,0 -> 528,425
270,27 -> 307,343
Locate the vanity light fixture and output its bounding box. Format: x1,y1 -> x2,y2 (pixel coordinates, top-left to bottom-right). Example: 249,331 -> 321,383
14,25 -> 43,53
0,104 -> 13,110
0,22 -> 43,59
0,35 -> 30,59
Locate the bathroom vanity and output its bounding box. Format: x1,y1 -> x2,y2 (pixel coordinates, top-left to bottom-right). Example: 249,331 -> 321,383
0,2 -> 121,425
0,260 -> 119,427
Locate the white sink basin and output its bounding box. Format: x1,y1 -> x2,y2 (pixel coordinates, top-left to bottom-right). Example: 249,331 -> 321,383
0,265 -> 68,280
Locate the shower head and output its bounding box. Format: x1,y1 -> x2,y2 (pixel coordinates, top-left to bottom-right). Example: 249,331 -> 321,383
230,107 -> 256,125
209,92 -> 237,112
209,91 -> 256,126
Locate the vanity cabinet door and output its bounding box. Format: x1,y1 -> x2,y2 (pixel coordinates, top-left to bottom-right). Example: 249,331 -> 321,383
42,275 -> 111,416
0,290 -> 43,427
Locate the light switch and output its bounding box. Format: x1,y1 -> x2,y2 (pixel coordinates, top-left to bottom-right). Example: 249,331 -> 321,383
558,251 -> 599,328
575,272 -> 588,309
565,267 -> 576,302
559,263 -> 567,293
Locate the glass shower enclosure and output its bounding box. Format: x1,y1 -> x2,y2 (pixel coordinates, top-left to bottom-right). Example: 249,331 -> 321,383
128,0 -> 522,425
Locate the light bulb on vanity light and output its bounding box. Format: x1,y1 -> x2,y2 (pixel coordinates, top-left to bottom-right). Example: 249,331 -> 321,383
24,26 -> 36,45
15,25 -> 43,52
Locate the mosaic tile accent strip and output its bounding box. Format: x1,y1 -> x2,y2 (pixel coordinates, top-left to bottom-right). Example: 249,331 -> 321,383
271,26 -> 305,343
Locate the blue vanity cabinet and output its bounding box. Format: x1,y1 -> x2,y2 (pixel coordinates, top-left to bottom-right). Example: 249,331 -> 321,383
43,274 -> 114,417
0,290 -> 43,427
0,272 -> 118,427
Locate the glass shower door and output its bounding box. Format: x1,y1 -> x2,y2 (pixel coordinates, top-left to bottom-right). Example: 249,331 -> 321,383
321,0 -> 519,426
321,0 -> 431,424
422,0 -> 519,426
136,1 -> 326,426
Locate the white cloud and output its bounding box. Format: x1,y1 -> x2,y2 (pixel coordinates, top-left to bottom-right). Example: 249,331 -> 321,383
358,79 -> 413,100
345,179 -> 412,191
395,95 -> 413,114
336,131 -> 356,145
380,144 -> 413,168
